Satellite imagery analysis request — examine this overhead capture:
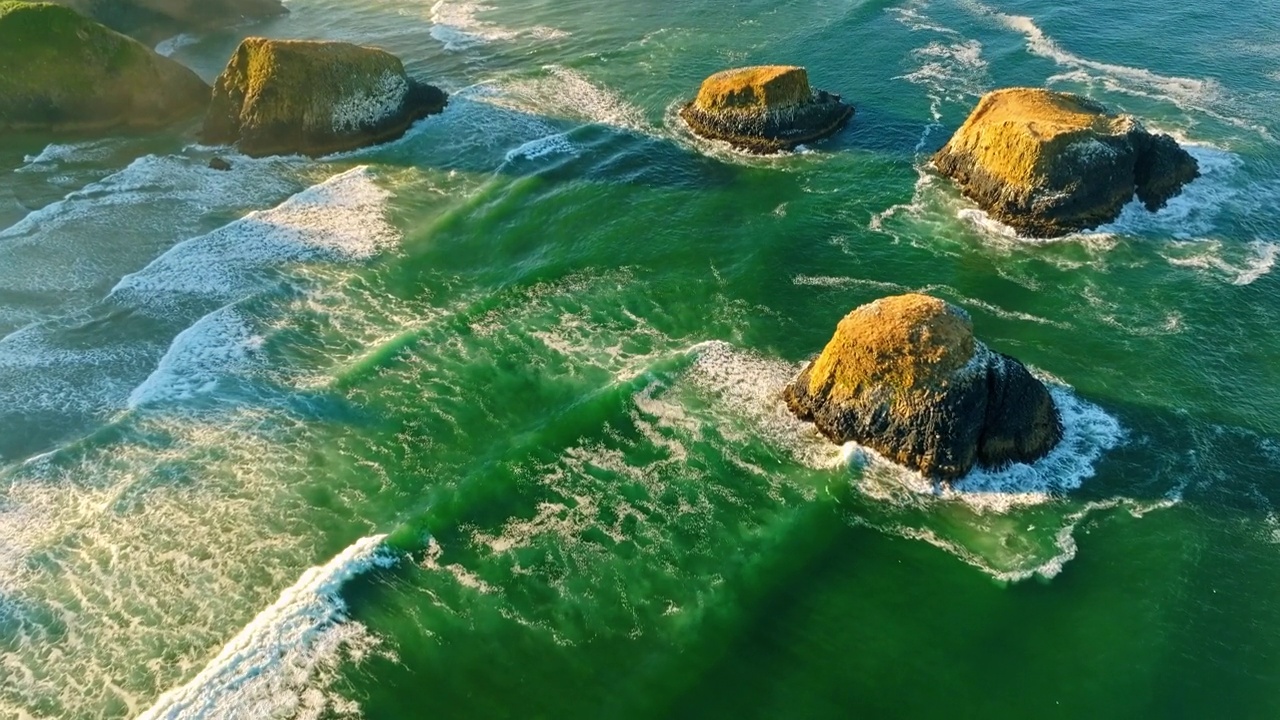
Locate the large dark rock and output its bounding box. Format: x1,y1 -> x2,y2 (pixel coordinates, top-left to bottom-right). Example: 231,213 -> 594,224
679,65 -> 853,153
932,88 -> 1199,237
201,38 -> 448,158
0,1 -> 209,134
783,294 -> 1063,481
50,0 -> 286,45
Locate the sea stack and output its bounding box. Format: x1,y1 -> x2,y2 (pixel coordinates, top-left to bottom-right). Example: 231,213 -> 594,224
0,0 -> 209,134
679,65 -> 853,153
783,294 -> 1063,482
202,38 -> 448,158
932,88 -> 1199,237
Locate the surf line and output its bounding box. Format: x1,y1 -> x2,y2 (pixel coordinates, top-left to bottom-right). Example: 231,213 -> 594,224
136,535 -> 397,720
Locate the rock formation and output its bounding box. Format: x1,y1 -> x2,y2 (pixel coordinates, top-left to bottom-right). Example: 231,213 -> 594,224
783,294 -> 1063,481
201,38 -> 448,158
932,88 -> 1199,237
50,0 -> 286,46
679,65 -> 854,153
0,1 -> 209,134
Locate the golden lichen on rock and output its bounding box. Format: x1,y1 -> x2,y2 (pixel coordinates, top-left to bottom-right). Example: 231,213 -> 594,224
0,0 -> 209,133
784,293 -> 1062,481
932,87 -> 1199,237
806,294 -> 976,408
679,64 -> 854,153
692,65 -> 813,113
203,37 -> 447,157
941,88 -> 1131,189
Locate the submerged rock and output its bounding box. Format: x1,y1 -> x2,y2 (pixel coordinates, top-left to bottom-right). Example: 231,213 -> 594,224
783,294 -> 1063,481
679,65 -> 853,153
0,1 -> 209,134
932,88 -> 1199,237
208,156 -> 231,171
50,0 -> 286,45
202,38 -> 448,158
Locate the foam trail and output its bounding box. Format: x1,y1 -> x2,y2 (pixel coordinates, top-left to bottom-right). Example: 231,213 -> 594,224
136,535 -> 396,720
1097,143 -> 1243,239
872,30 -> 989,233
154,33 -> 198,57
127,306 -> 262,408
428,0 -> 567,51
111,165 -> 395,303
957,0 -> 1270,138
18,139 -> 117,169
504,132 -> 576,163
485,66 -> 650,133
1162,240 -> 1279,286
0,152 -> 302,329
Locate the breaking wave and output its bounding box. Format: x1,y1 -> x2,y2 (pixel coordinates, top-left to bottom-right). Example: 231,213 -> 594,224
137,536 -> 397,720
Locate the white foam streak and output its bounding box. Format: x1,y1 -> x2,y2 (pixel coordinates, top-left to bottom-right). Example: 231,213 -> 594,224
1098,144 -> 1243,239
136,535 -> 396,720
112,166 -> 395,302
127,307 -> 262,408
504,132 -> 576,163
1162,240 -> 1279,286
958,0 -> 1270,139
428,0 -> 567,51
487,66 -> 650,134
18,139 -> 116,169
852,383 -> 1123,512
154,33 -> 198,57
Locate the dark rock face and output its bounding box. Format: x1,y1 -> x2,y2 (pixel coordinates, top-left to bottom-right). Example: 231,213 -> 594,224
50,0 -> 286,45
783,294 -> 1063,481
679,66 -> 853,153
201,38 -> 447,158
208,156 -> 231,171
0,1 -> 209,134
932,88 -> 1199,237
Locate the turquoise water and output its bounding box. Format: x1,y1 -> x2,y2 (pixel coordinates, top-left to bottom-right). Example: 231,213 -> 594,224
2,0 -> 1279,717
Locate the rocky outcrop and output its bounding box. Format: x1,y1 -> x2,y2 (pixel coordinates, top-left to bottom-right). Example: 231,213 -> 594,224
932,88 -> 1199,237
783,294 -> 1063,481
679,65 -> 854,153
0,1 -> 209,134
50,0 -> 286,45
202,38 -> 448,158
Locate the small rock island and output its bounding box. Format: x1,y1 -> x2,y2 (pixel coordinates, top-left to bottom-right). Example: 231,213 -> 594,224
680,65 -> 853,153
784,294 -> 1063,482
933,88 -> 1199,237
0,0 -> 209,134
202,38 -> 448,157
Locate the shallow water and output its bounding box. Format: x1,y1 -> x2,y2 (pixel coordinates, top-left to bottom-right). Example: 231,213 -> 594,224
2,0 -> 1279,717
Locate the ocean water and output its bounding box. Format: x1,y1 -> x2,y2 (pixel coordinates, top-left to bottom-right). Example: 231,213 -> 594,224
2,0 -> 1279,717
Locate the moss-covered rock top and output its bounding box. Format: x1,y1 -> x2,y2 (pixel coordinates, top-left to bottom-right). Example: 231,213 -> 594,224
0,0 -> 209,133
932,87 -> 1199,236
203,37 -> 446,157
783,293 -> 1062,481
692,65 -> 812,113
939,88 -> 1134,189
805,294 -> 977,407
680,64 -> 853,153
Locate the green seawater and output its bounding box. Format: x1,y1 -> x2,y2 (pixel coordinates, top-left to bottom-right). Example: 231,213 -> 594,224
1,0 -> 1279,718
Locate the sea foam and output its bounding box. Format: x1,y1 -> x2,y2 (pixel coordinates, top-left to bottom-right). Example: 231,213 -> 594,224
428,0 -> 567,51
127,307 -> 263,408
957,0 -> 1271,139
111,165 -> 395,304
136,535 -> 397,720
